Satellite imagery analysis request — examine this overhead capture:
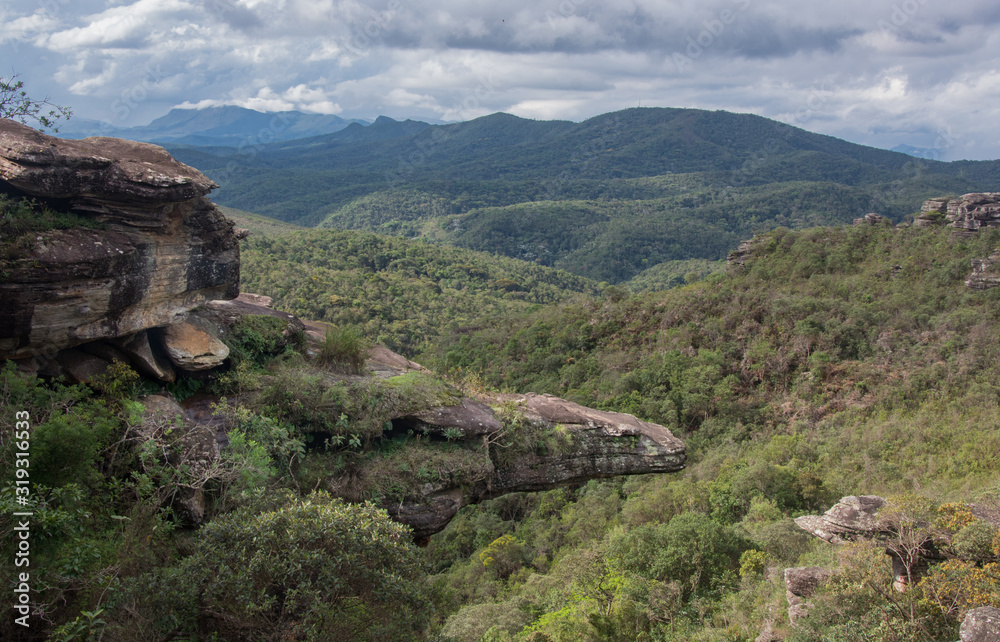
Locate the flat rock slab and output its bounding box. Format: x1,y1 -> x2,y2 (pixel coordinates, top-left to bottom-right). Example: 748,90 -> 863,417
403,397 -> 503,437
794,495 -> 886,544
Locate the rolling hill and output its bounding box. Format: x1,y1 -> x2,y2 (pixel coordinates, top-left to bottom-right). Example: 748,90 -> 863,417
167,107 -> 1000,282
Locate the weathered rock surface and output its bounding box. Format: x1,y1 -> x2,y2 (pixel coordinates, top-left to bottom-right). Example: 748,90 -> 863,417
962,606 -> 1000,642
726,236 -> 765,272
854,212 -> 891,226
161,318 -> 230,371
0,119 -> 239,360
110,330 -> 176,383
400,397 -> 504,437
388,391 -> 686,539
784,566 -> 833,625
967,251 -> 1000,291
916,192 -> 1000,231
794,495 -> 887,544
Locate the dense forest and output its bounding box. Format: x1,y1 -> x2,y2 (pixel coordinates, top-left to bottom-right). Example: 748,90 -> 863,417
7,190 -> 1000,639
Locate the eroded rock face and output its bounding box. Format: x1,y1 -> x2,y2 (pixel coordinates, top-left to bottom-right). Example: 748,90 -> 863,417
0,119 -> 239,360
793,495 -> 886,544
967,251 -> 1000,291
784,566 -> 833,626
916,193 -> 1000,231
387,391 -> 686,540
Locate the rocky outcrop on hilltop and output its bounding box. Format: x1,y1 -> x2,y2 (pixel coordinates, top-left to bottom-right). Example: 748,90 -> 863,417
0,119 -> 239,365
0,120 -> 687,543
915,192 -> 1000,231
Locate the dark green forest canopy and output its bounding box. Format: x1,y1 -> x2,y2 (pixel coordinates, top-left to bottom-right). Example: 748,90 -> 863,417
171,107 -> 1000,283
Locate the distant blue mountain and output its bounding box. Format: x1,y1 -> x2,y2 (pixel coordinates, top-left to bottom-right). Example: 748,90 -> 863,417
56,106 -> 371,146
891,143 -> 946,161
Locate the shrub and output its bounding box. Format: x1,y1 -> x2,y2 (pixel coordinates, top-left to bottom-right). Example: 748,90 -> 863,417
317,325 -> 370,374
160,490 -> 430,641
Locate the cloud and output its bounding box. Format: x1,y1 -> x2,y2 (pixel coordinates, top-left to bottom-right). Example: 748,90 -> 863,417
2,0 -> 998,159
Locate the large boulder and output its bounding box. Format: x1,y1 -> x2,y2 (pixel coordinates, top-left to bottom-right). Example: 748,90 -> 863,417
962,606 -> 1000,642
784,566 -> 834,625
0,119 -> 239,360
161,317 -> 230,371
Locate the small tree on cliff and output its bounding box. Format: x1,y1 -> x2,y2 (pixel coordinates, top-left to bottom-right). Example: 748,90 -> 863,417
0,73 -> 72,131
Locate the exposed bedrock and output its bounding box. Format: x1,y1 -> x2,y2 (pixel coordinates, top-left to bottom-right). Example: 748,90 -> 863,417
0,119 -> 239,360
388,392 -> 686,540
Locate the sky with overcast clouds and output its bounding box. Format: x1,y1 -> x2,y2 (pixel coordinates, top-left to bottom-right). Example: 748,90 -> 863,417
2,0 -> 1000,160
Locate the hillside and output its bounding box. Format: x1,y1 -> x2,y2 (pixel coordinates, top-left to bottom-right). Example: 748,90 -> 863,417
169,107 -> 1000,282
415,221 -> 1000,640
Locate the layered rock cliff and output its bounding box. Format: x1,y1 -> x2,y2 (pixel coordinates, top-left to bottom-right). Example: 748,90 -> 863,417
0,119 -> 239,363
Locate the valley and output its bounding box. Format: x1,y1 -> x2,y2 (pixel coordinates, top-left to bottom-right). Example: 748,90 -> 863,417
2,109 -> 1000,641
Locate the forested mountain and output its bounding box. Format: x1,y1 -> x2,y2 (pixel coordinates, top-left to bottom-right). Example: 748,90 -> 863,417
168,107 -> 1000,282
415,222 -> 1000,640
58,105 -> 370,146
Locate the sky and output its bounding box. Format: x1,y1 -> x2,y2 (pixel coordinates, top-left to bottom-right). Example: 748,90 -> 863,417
2,0 -> 1000,160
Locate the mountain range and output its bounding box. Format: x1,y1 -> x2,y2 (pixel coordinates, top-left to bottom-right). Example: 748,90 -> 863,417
157,107 -> 1000,283
57,105 -> 371,146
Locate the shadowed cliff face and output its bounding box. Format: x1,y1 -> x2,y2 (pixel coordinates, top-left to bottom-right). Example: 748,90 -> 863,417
0,119 -> 239,360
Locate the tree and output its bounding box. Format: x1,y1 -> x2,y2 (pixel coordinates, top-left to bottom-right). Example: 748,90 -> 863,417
0,73 -> 72,131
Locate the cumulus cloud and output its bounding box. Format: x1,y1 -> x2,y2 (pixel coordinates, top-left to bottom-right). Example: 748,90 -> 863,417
2,0 -> 998,159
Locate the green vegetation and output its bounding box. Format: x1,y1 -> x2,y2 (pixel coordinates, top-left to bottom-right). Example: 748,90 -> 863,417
8,212 -> 1000,639
239,228 -> 600,355
0,194 -> 104,259
170,107 -> 1000,283
0,73 -> 72,131
416,223 -> 1000,639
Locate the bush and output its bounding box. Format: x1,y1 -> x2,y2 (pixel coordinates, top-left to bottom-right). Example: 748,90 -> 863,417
152,490 -> 430,641
317,325 -> 370,374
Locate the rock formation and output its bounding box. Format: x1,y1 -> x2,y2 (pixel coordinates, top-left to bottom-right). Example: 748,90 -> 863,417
388,391 -> 686,540
967,250 -> 1000,291
0,120 -> 686,542
784,566 -> 833,625
0,119 -> 239,363
961,606 -> 1000,642
796,496 -> 1000,594
853,212 -> 891,226
915,192 -> 1000,231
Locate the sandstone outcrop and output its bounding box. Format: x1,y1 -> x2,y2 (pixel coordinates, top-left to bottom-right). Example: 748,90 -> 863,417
853,212 -> 891,226
915,192 -> 1000,231
784,566 -> 833,625
0,119 -> 239,361
967,250 -> 1000,291
796,496 -> 1000,593
387,391 -> 686,539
